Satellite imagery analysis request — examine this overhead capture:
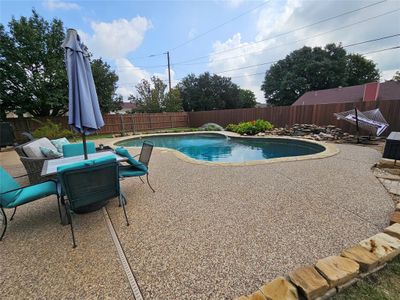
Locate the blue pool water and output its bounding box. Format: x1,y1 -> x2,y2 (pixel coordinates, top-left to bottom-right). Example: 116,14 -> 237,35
116,133 -> 325,163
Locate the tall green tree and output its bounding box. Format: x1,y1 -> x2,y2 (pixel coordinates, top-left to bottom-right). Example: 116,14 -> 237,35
261,44 -> 380,106
128,76 -> 167,113
177,72 -> 250,111
239,89 -> 257,108
163,88 -> 183,112
91,58 -> 123,113
0,11 -> 67,119
0,10 -> 122,119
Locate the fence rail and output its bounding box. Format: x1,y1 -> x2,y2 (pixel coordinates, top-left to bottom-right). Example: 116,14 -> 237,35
7,112 -> 189,141
188,100 -> 400,135
6,100 -> 400,141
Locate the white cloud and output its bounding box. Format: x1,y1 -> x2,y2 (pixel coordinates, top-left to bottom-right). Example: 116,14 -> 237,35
84,17 -> 152,59
207,0 -> 400,102
42,0 -> 80,10
225,0 -> 246,8
115,58 -> 150,99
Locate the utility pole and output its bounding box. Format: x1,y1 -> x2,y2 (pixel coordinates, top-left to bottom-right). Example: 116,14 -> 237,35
166,51 -> 172,93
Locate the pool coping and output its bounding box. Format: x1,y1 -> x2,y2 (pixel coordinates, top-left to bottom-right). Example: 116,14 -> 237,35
110,131 -> 339,166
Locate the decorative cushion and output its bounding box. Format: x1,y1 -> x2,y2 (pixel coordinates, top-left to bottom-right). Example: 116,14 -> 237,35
0,167 -> 21,206
62,142 -> 96,158
40,146 -> 62,158
51,138 -> 70,153
115,147 -> 148,173
6,181 -> 57,208
22,138 -> 58,158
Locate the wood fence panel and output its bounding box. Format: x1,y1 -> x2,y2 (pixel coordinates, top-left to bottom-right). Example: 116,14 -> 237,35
6,112 -> 189,141
188,100 -> 400,135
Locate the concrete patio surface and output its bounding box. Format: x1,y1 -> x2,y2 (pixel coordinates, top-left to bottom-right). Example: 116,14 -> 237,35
0,140 -> 394,299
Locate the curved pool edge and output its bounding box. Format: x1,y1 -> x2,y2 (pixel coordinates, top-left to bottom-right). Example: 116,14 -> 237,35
111,131 -> 340,166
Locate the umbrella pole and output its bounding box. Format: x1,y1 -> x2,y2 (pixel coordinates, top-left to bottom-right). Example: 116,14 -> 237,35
82,132 -> 88,160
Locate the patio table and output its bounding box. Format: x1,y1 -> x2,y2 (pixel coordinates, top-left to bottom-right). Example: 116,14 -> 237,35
41,151 -> 127,176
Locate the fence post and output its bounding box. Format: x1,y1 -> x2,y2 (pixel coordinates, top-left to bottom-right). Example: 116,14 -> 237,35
131,114 -> 135,134
170,114 -> 173,128
120,114 -> 125,136
148,114 -> 152,130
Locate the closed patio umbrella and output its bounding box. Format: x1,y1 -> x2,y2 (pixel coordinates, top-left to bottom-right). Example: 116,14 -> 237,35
62,28 -> 104,159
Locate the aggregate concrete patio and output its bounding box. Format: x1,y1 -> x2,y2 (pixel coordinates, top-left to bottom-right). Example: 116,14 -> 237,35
0,140 -> 394,299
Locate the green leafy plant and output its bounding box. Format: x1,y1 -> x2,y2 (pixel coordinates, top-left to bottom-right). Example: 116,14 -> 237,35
225,119 -> 273,135
32,119 -> 76,140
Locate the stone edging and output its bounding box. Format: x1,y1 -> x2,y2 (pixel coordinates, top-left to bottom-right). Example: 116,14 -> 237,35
110,131 -> 339,167
233,204 -> 400,300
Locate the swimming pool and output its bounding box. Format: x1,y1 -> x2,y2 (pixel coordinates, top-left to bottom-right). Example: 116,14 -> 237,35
116,133 -> 326,163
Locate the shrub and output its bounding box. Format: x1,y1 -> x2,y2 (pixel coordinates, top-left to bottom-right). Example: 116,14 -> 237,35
32,119 -> 76,140
225,119 -> 273,135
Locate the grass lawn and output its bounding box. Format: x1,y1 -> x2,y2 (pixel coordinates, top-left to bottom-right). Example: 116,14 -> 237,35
333,255 -> 400,300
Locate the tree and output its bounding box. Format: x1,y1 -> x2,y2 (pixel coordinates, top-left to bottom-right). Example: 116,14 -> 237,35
0,11 -> 67,119
129,76 -> 167,113
239,89 -> 257,108
91,58 -> 122,113
261,44 -> 380,106
177,72 -> 244,111
0,10 -> 122,119
163,88 -> 183,112
392,71 -> 400,81
345,54 -> 380,86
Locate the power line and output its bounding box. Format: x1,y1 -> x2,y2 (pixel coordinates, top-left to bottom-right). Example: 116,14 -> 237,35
173,0 -> 388,65
169,0 -> 271,51
178,42 -> 400,78
362,45 -> 400,55
343,34 -> 400,47
174,9 -> 400,68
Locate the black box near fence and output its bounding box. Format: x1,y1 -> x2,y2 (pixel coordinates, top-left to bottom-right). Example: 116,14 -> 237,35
383,132 -> 400,161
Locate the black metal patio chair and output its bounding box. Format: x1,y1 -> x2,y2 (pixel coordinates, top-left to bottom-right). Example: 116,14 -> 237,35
116,142 -> 155,193
57,155 -> 129,248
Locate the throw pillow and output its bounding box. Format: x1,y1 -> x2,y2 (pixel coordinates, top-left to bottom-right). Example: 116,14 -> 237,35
40,146 -> 62,158
51,138 -> 70,153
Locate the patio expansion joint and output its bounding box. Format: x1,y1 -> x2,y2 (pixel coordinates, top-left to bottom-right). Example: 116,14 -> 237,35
273,166 -> 382,231
102,207 -> 143,300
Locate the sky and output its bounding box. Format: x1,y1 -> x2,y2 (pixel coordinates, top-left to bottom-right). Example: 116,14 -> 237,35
1,0 -> 399,102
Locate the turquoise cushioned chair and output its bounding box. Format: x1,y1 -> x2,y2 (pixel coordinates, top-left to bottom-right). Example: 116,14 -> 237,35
57,155 -> 129,248
115,145 -> 155,192
62,142 -> 96,158
0,167 -> 58,240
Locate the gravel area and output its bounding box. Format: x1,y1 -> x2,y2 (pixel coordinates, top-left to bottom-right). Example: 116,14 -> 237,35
0,150 -> 133,299
0,141 -> 394,299
107,143 -> 393,299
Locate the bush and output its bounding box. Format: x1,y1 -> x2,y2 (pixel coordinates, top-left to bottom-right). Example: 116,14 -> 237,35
32,119 -> 76,140
225,119 -> 273,135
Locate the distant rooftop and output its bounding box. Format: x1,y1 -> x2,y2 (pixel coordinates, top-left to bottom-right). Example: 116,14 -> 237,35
292,81 -> 400,106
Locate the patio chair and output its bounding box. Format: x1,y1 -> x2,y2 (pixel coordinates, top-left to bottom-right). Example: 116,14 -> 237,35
15,139 -> 58,184
0,167 -> 59,241
62,142 -> 96,158
115,143 -> 155,193
57,155 -> 129,248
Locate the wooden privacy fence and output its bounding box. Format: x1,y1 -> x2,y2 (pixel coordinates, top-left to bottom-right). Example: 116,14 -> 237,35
188,100 -> 400,136
6,100 -> 400,140
7,112 -> 189,141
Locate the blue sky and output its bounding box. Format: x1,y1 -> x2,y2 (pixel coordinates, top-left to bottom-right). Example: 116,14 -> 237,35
1,0 -> 399,102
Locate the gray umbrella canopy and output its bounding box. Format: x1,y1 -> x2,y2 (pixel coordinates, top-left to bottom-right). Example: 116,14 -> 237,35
62,28 -> 104,158
62,29 -> 104,134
